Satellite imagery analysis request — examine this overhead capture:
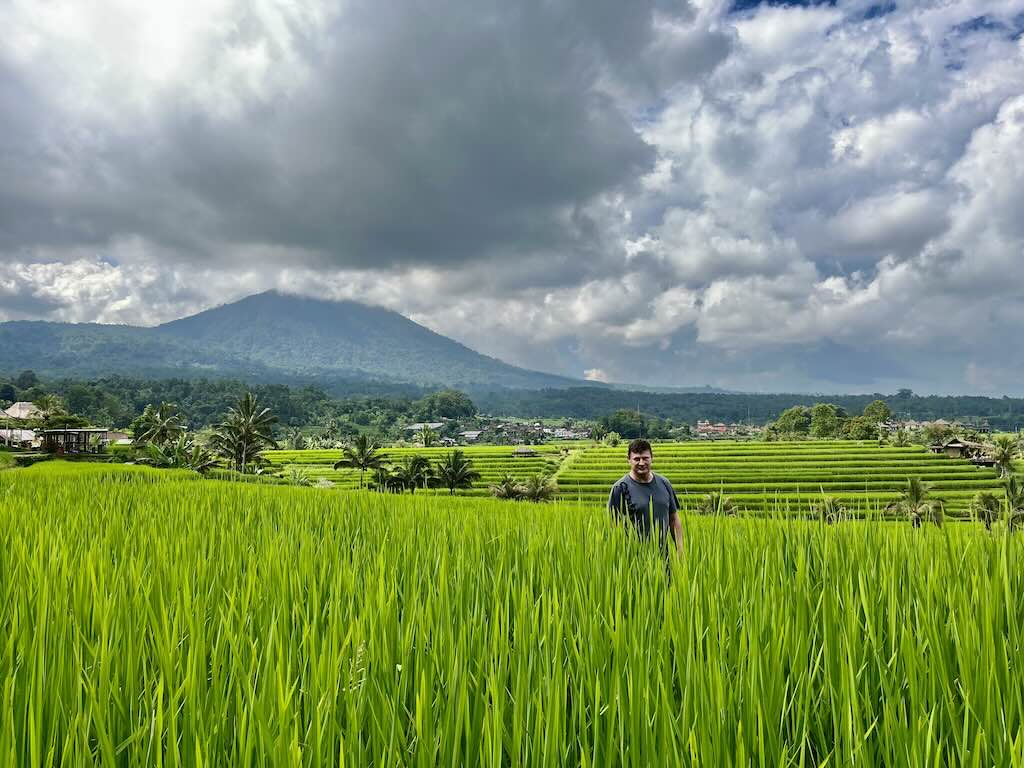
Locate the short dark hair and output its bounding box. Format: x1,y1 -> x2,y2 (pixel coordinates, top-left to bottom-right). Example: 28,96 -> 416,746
627,438 -> 652,457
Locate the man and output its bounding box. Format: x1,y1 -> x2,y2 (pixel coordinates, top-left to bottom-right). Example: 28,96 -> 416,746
608,438 -> 683,555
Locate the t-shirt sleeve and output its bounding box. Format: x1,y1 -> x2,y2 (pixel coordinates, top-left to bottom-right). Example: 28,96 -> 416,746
664,478 -> 680,513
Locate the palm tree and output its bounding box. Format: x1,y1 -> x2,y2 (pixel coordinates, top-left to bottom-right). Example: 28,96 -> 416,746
490,474 -> 525,500
209,393 -> 279,474
285,429 -> 306,450
970,491 -> 1002,530
698,491 -> 736,517
813,496 -> 847,524
370,465 -> 402,493
891,428 -> 911,448
520,474 -> 558,502
434,450 -> 481,495
1005,475 -> 1024,531
392,455 -> 433,493
333,435 -> 384,488
991,435 -> 1020,478
146,434 -> 218,474
887,477 -> 944,528
32,394 -> 66,425
418,426 -> 439,448
135,402 -> 185,447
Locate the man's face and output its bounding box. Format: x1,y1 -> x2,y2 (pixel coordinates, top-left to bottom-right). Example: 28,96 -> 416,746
628,450 -> 653,479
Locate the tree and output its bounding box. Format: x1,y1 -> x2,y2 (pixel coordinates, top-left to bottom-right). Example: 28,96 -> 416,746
891,428 -> 911,448
413,390 -> 477,420
32,394 -> 66,422
286,429 -> 306,450
842,416 -> 878,441
14,370 -> 39,390
773,406 -> 811,436
146,434 -> 217,474
990,435 -> 1019,478
697,492 -> 736,516
810,403 -> 844,438
134,402 -> 185,447
418,426 -> 439,448
520,474 -> 558,502
0,382 -> 16,403
862,399 -> 892,423
333,434 -> 384,488
887,478 -> 944,528
434,450 -> 481,495
392,455 -> 433,493
970,491 -> 1002,530
602,431 -> 621,448
209,393 -> 279,474
489,474 -> 525,500
287,467 -> 313,487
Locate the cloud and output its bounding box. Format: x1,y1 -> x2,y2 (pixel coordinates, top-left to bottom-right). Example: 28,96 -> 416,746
1,0 -> 1024,394
584,368 -> 610,383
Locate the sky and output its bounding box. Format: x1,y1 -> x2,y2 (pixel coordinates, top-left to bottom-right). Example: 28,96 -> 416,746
1,0 -> 1023,395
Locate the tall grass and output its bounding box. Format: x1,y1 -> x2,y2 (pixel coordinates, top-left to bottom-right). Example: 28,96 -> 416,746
1,464 -> 1023,764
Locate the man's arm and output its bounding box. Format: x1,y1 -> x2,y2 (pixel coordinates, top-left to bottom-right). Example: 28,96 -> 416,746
608,483 -> 624,523
666,479 -> 683,553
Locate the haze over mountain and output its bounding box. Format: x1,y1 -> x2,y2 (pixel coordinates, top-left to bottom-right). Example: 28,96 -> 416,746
0,292 -> 583,391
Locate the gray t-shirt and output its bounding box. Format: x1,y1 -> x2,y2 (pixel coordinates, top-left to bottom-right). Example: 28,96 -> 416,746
608,473 -> 680,539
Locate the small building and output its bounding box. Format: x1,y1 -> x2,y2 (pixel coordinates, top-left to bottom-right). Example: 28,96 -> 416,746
3,402 -> 41,421
0,428 -> 35,448
404,422 -> 445,433
40,428 -> 109,454
938,438 -> 987,460
460,430 -> 484,442
512,446 -> 538,458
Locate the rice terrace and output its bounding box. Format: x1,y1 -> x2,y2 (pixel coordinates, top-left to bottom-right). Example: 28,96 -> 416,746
4,426 -> 1024,763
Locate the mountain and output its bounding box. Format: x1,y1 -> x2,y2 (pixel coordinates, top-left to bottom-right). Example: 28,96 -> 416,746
0,291 -> 582,390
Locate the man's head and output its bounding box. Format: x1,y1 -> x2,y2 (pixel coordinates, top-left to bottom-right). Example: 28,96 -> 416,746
627,438 -> 653,482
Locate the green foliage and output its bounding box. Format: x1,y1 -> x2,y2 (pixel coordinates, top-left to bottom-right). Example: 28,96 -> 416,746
413,389 -> 477,420
434,450 -> 481,495
208,393 -> 279,474
333,435 -> 384,488
842,416 -> 878,441
490,473 -> 525,500
888,478 -> 944,527
970,491 -> 1002,530
862,399 -> 892,423
991,435 -> 1020,478
390,455 -> 433,493
813,496 -> 848,524
810,403 -> 845,438
133,402 -> 186,447
697,492 -> 736,516
597,409 -> 672,439
519,474 -> 558,503
602,431 -> 621,448
773,406 -> 811,436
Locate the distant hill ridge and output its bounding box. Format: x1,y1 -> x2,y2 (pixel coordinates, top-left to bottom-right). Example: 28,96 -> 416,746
0,291 -> 582,390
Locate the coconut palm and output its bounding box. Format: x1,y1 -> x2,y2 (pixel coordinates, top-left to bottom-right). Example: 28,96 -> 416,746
209,393 -> 279,474
434,450 -> 481,495
370,465 -> 402,493
135,402 -> 185,447
1005,475 -> 1024,531
146,434 -> 217,474
490,474 -> 525,500
891,428 -> 911,448
392,455 -> 433,493
991,435 -> 1020,478
970,491 -> 1002,530
813,496 -> 847,524
698,492 -> 736,517
32,394 -> 66,422
887,477 -> 944,528
520,474 -> 558,503
333,435 -> 384,488
418,426 -> 439,448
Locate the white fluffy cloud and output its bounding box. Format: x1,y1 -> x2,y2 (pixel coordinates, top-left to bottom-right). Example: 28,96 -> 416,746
2,0 -> 1023,393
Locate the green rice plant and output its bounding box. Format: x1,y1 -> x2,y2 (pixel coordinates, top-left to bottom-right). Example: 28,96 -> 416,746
2,463 -> 1024,763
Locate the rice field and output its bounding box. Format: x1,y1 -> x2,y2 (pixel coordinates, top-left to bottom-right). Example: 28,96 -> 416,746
2,462 -> 1024,765
264,445 -> 564,490
267,440 -> 1005,518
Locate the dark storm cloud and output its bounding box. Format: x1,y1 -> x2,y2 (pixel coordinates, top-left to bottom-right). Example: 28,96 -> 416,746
0,0 -> 730,270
